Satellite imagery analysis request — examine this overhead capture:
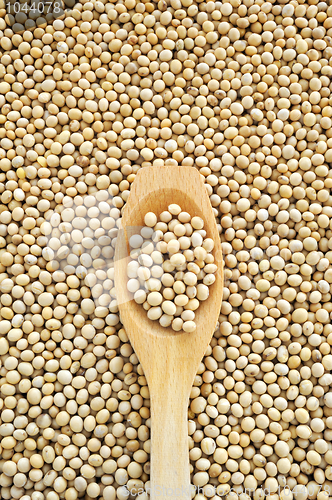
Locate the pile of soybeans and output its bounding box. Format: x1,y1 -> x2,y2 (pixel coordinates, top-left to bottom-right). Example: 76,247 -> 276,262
127,206 -> 217,333
1,0 -> 332,500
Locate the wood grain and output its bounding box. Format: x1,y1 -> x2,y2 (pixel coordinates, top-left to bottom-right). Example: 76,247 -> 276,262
115,166 -> 223,500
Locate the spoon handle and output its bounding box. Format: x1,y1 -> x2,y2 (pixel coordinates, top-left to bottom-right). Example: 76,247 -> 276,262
149,373 -> 191,500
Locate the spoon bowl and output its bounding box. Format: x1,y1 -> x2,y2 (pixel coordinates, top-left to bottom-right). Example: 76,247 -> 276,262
115,166 -> 223,500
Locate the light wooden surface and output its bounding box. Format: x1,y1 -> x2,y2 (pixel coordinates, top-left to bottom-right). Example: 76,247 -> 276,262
115,166 -> 223,500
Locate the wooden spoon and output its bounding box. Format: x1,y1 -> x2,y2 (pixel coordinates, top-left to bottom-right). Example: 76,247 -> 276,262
115,166 -> 223,500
